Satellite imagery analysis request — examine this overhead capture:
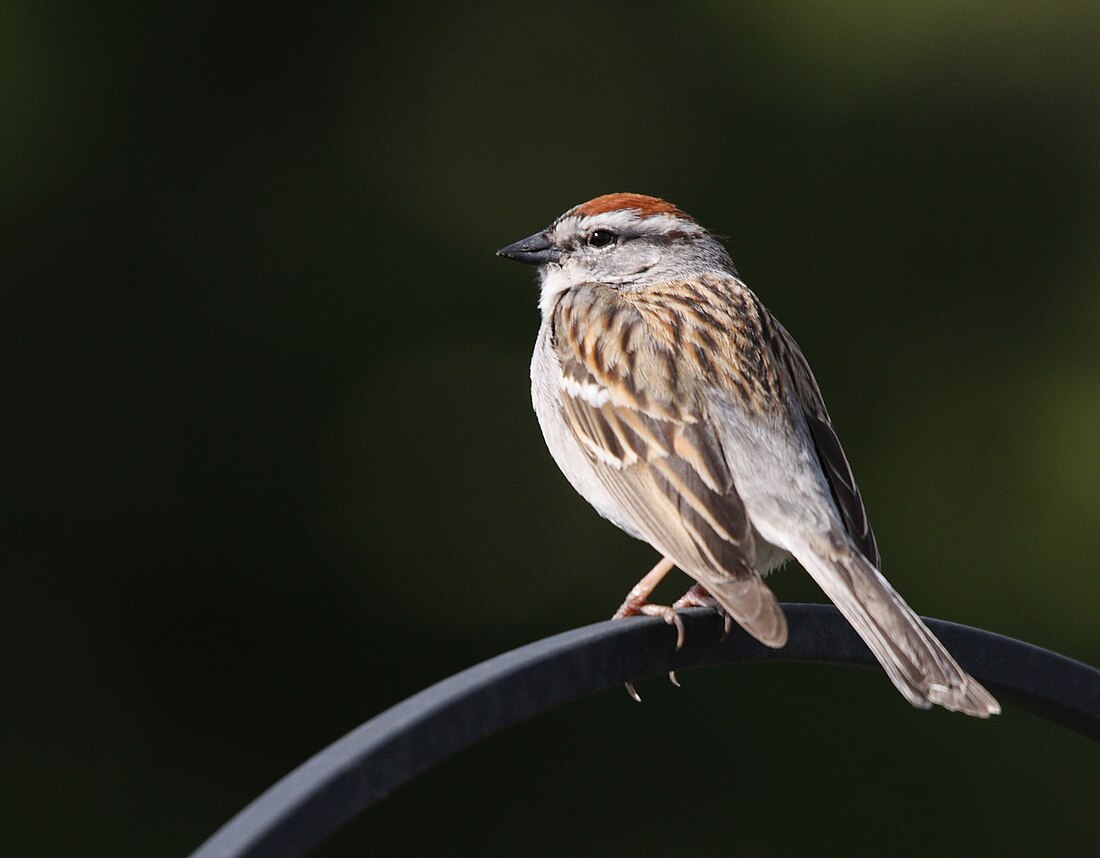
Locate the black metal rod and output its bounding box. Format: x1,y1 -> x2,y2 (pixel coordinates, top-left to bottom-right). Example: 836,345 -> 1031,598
189,605 -> 1100,858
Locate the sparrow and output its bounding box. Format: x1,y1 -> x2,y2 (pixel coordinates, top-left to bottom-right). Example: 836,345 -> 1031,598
497,193 -> 999,717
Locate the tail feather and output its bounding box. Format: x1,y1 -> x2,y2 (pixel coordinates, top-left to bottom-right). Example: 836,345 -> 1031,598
794,538 -> 1000,717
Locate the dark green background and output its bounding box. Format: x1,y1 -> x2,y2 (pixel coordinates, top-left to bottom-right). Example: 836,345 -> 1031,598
5,2 -> 1099,854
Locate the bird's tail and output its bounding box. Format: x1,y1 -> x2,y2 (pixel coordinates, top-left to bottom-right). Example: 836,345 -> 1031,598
793,535 -> 1000,717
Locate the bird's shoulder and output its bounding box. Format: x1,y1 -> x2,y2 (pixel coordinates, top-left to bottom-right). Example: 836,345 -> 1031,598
550,275 -> 792,416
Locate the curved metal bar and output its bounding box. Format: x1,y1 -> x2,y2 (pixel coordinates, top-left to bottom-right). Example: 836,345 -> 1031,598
189,605 -> 1100,858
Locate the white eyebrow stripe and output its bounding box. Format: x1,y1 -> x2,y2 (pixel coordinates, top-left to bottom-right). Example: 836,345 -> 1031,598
579,210 -> 687,232
561,376 -> 612,408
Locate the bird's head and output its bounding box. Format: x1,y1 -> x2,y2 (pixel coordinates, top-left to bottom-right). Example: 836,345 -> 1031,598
497,193 -> 736,312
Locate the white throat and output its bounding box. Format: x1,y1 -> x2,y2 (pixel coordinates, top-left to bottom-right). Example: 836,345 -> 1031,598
537,265 -> 575,316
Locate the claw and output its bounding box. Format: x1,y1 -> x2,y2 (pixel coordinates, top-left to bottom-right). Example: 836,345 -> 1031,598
668,670 -> 681,688
637,604 -> 686,650
625,681 -> 642,703
666,610 -> 686,651
674,583 -> 734,642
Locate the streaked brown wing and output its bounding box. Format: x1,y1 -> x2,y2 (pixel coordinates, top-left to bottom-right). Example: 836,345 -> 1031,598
765,313 -> 882,569
552,284 -> 787,646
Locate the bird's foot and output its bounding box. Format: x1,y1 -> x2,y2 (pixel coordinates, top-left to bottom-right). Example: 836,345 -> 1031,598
673,584 -> 733,639
612,555 -> 684,646
613,599 -> 686,651
613,556 -> 685,700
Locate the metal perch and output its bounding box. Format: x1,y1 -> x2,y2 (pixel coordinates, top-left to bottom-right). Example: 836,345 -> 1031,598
189,604 -> 1100,858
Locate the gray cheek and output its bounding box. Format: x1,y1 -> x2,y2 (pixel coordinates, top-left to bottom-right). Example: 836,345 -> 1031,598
625,246 -> 663,275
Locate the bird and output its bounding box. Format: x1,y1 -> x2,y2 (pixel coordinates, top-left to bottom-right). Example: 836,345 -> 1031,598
497,192 -> 999,717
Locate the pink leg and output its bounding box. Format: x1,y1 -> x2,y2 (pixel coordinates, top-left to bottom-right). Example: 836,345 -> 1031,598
612,556 -> 675,618
612,556 -> 686,650
616,570 -> 735,699
613,556 -> 683,702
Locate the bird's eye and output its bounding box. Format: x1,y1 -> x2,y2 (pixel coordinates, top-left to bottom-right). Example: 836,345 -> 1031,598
587,229 -> 617,248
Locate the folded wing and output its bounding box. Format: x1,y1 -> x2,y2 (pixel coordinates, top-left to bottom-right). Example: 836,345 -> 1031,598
551,284 -> 787,647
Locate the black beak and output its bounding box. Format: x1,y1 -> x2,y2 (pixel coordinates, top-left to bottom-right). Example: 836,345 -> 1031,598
496,230 -> 561,266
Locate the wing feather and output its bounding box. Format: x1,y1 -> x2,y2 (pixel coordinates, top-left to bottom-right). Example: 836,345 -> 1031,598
551,285 -> 787,646
766,314 -> 882,569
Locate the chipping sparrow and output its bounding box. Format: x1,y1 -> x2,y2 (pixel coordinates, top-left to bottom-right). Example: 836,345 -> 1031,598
498,193 -> 999,717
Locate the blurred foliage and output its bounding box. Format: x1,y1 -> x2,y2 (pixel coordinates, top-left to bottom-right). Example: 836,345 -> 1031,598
3,1 -> 1100,855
